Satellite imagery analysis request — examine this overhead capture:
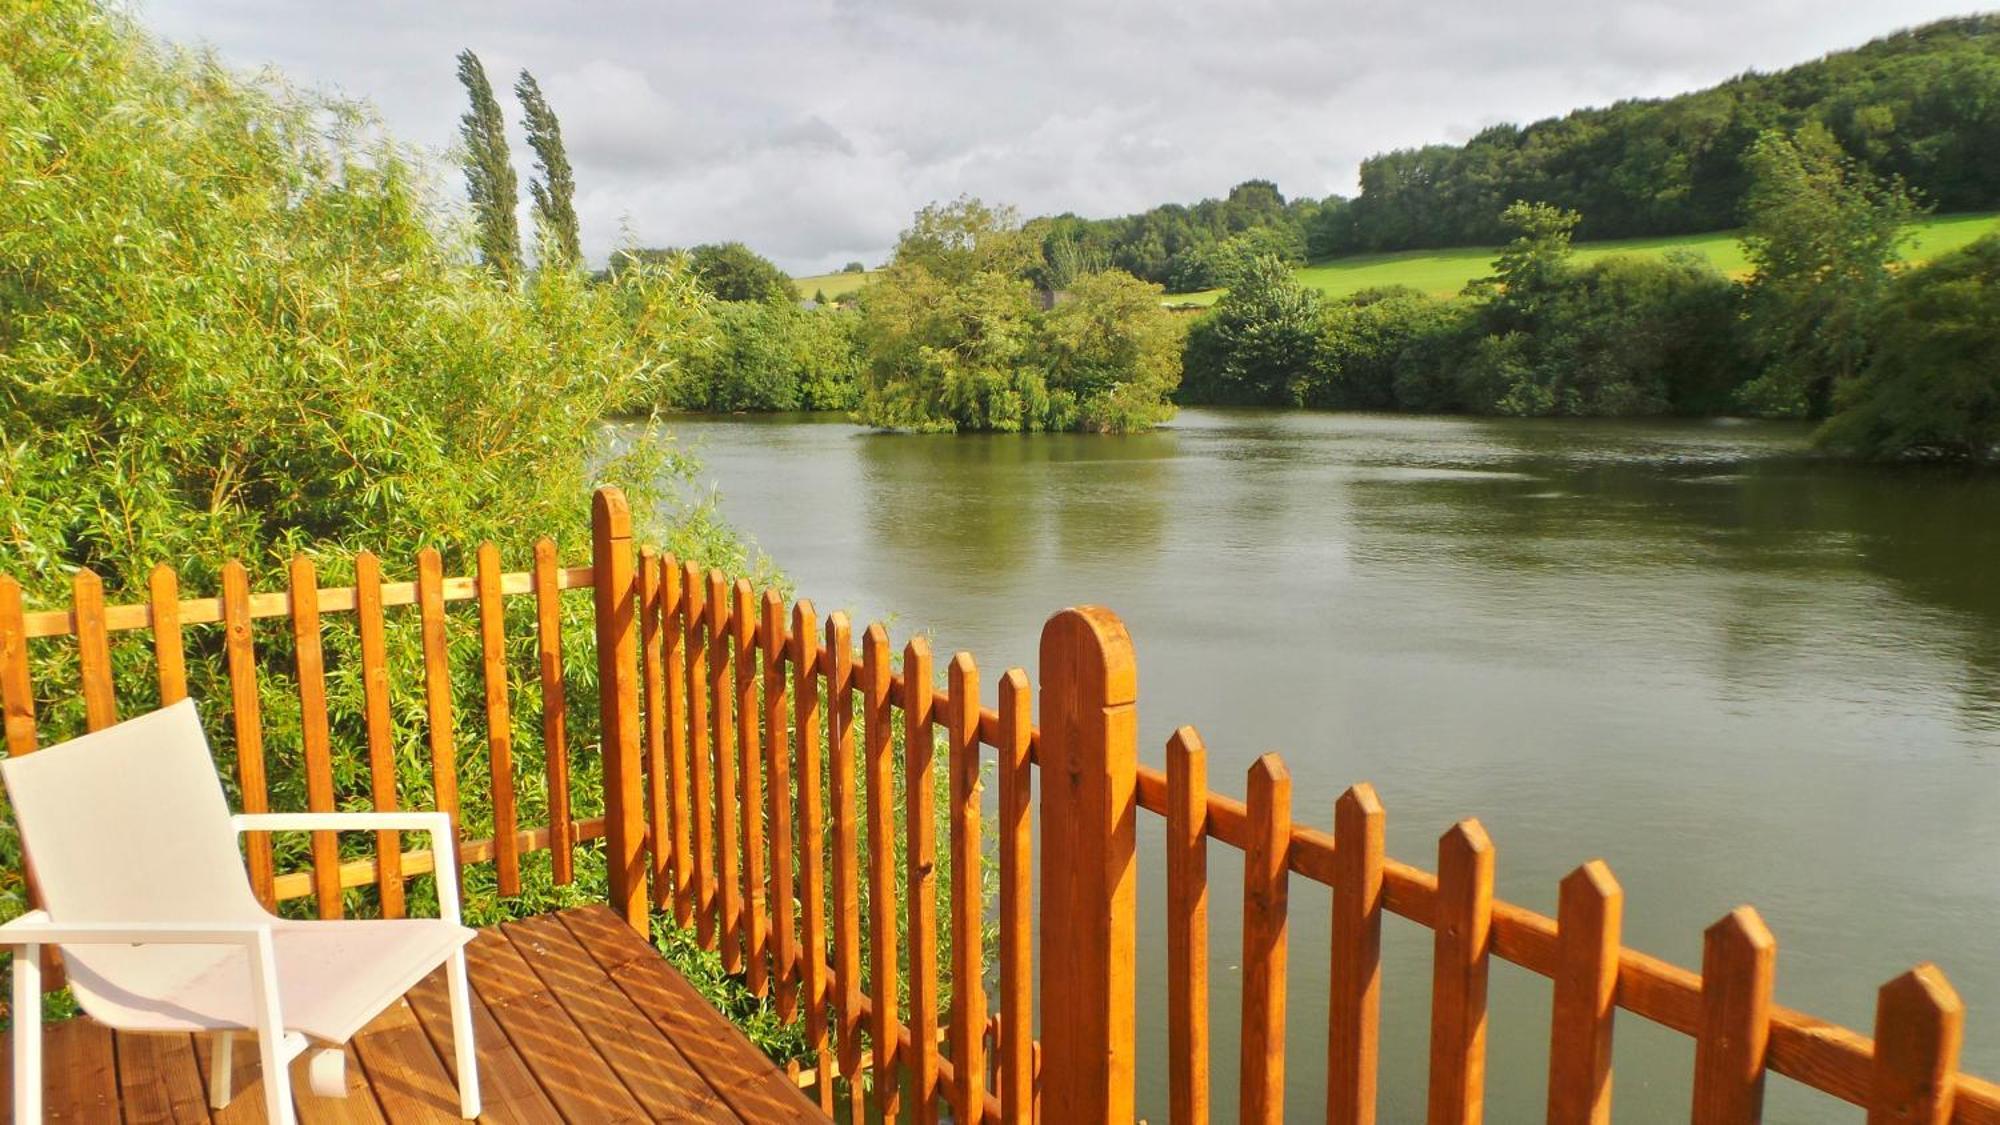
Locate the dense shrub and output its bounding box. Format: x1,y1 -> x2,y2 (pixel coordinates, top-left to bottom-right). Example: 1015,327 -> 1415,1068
677,300 -> 862,412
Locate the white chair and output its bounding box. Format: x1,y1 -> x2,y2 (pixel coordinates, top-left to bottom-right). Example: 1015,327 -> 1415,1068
0,699 -> 480,1123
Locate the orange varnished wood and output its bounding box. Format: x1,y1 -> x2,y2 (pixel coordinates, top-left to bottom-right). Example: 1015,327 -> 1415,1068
662,555 -> 689,917
793,600 -> 832,1112
1428,820 -> 1494,1125
354,551 -> 405,917
1331,783 -> 1386,1125
532,538 -> 573,887
0,574 -> 37,757
735,579 -> 770,996
685,560 -> 715,940
1548,860 -> 1623,1125
221,560 -> 274,908
639,547 -> 668,909
1238,753 -> 1292,1125
946,651 -> 985,1125
710,569 -> 742,970
148,563 -> 187,706
1870,965 -> 1964,1125
1692,906 -> 1776,1124
904,636 -> 941,1124
863,623 -> 902,1121
288,555 -> 343,919
826,612 -> 867,1125
1166,726 -> 1211,1125
763,589 -> 799,1019
477,542 -> 520,897
415,548 -> 459,843
590,490 -> 645,931
72,568 -> 116,731
996,668 -> 1034,1125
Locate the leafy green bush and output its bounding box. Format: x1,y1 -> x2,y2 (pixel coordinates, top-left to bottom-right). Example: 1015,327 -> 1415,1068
677,300 -> 862,413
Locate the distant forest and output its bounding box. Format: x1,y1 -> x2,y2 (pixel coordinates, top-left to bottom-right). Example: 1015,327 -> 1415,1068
1032,15 -> 2000,291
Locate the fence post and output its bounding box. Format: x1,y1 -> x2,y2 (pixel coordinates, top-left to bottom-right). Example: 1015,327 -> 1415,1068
593,487 -> 647,933
1038,605 -> 1138,1124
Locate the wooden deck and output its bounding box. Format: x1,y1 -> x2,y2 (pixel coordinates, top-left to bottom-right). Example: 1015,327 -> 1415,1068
5,905 -> 829,1123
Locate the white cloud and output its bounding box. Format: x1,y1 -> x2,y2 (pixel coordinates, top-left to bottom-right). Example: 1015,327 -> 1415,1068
138,0 -> 1975,274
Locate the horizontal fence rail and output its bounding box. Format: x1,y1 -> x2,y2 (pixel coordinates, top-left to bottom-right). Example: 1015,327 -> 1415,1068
4,485 -> 1998,1124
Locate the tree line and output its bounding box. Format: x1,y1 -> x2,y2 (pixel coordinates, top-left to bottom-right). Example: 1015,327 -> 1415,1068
1020,16 -> 2000,291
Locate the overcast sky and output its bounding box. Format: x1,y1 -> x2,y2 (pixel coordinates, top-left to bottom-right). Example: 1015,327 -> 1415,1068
142,0 -> 1977,275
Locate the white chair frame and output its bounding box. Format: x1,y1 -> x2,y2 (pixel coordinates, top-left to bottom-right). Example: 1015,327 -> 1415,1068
3,811 -> 479,1125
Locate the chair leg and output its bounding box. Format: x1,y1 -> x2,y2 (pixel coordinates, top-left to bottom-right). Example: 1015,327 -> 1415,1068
13,943 -> 41,1124
259,1029 -> 298,1125
209,1030 -> 235,1109
445,948 -> 481,1118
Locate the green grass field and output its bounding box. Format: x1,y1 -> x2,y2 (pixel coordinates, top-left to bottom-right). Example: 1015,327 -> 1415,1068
1162,210 -> 2000,308
792,268 -> 874,300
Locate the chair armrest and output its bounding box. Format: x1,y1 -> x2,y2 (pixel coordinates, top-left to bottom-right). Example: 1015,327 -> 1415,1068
229,812 -> 463,926
0,911 -> 270,947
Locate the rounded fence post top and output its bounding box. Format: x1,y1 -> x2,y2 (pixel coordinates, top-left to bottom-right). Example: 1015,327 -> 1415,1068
592,486 -> 630,534
1038,605 -> 1136,704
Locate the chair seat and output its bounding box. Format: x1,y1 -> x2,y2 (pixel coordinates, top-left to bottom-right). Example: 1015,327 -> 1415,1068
62,918 -> 475,1043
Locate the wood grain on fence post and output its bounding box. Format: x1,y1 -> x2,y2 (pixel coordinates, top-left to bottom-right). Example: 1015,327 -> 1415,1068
221,560 -> 274,908
640,548 -> 669,906
289,555 -> 342,919
1166,726 -> 1211,1125
1868,964 -> 1962,1125
997,668 -> 1034,1125
355,551 -> 405,917
1331,783 -> 1385,1125
947,652 -> 985,1125
416,548 -> 459,851
710,570 -> 742,970
1427,819 -> 1493,1125
592,489 -> 646,932
73,568 -> 115,730
0,575 -> 37,758
686,562 -> 715,940
1239,752 -> 1292,1125
1548,860 -> 1623,1125
477,541 -> 520,897
734,579 -> 769,994
148,564 -> 186,706
1038,606 -> 1139,1125
863,623 -> 902,1121
532,538 -> 573,887
827,612 -> 867,1125
662,556 -> 689,916
904,636 -> 942,1122
1692,906 -> 1775,1124
763,589 -> 799,1019
793,599 -> 831,1112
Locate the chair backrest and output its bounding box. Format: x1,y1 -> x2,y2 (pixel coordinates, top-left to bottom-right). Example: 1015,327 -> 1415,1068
2,699 -> 266,924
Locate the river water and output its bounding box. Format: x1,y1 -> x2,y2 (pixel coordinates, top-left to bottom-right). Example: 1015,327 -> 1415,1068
621,408 -> 2000,1122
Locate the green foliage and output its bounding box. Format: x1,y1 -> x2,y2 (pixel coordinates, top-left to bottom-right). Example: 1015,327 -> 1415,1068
1026,180 -> 1337,292
1819,235 -> 2000,460
856,201 -> 1181,432
1306,287 -> 1470,411
516,70 -> 582,269
455,49 -> 521,279
676,300 -> 862,413
685,242 -> 798,303
841,261 -> 866,274
1181,256 -> 1325,405
1738,124 -> 1922,416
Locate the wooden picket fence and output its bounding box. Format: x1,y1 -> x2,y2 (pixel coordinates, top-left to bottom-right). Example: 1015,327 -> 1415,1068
3,486 -> 1998,1124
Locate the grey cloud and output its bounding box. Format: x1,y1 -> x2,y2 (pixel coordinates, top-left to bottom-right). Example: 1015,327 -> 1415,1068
142,0 -> 1971,275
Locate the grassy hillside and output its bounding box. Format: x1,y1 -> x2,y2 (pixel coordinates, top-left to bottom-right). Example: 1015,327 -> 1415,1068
1164,210 -> 2000,308
792,268 -> 874,300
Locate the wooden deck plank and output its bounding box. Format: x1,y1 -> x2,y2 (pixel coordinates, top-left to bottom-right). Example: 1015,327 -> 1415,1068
48,1016 -> 120,1123
114,1031 -> 212,1125
461,927 -> 651,1124
558,905 -> 829,1123
351,998 -> 468,1124
501,914 -> 735,1122
406,969 -> 563,1125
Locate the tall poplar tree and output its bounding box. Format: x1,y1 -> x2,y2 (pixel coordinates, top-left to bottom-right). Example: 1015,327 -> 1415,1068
455,49 -> 520,278
516,70 -> 582,269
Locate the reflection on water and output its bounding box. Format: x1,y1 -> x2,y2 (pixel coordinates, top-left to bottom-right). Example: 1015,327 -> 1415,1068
611,408 -> 2000,1123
